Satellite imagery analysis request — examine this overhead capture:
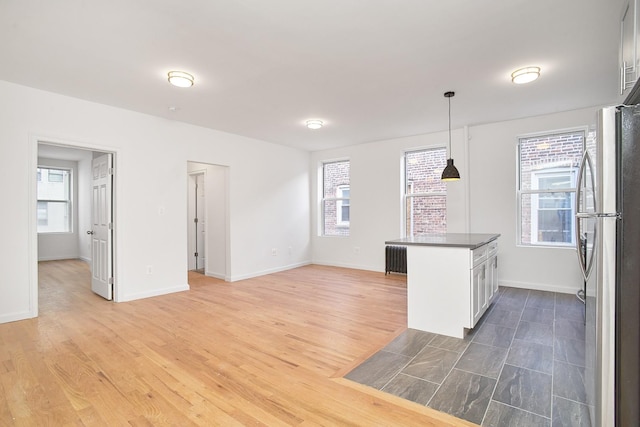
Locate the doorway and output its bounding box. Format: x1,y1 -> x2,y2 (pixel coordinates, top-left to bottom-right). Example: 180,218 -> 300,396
186,161 -> 229,280
188,171 -> 206,272
32,140 -> 118,316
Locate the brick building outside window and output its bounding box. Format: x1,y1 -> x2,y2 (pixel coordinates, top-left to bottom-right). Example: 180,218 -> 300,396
405,148 -> 447,236
518,129 -> 593,246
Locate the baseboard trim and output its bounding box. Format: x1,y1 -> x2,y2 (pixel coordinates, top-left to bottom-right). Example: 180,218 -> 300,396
499,280 -> 581,295
311,260 -> 382,273
204,271 -> 226,280
0,310 -> 36,324
37,255 -> 80,262
121,284 -> 190,302
228,261 -> 311,282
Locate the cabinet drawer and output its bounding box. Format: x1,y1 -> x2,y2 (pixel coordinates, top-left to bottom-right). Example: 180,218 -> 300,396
471,245 -> 487,267
487,240 -> 498,257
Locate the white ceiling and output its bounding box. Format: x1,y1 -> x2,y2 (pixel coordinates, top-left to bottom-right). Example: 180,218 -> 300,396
0,0 -> 625,151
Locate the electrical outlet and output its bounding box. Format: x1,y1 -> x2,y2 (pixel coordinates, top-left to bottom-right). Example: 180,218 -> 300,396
271,248 -> 277,256
146,265 -> 153,274
354,246 -> 360,254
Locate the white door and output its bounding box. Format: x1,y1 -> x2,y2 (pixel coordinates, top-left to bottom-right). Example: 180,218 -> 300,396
195,173 -> 206,269
90,153 -> 113,300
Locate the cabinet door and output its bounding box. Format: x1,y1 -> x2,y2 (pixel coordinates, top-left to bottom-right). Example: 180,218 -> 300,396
485,257 -> 493,306
471,263 -> 486,326
621,0 -> 637,94
487,255 -> 498,303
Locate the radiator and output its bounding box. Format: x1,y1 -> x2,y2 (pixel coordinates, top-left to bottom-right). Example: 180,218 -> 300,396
385,245 -> 407,275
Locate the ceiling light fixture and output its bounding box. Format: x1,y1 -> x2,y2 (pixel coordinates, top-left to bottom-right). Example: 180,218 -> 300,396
167,71 -> 194,88
511,66 -> 540,84
441,91 -> 461,182
306,119 -> 323,130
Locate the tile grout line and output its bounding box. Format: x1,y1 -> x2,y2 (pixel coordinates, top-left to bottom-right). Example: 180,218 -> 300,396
378,334 -> 448,393
423,337 -> 472,408
478,287 -> 530,426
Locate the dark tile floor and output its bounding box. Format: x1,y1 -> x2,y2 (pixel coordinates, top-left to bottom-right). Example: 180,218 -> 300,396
345,287 -> 592,426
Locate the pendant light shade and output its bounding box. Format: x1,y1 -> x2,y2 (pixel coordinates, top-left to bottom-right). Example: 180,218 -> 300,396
441,158 -> 461,181
441,91 -> 461,181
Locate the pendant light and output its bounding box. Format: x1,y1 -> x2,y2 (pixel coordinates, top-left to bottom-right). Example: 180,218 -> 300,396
441,91 -> 461,181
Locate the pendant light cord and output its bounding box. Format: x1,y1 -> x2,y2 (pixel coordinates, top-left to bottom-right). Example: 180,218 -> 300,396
448,95 -> 452,156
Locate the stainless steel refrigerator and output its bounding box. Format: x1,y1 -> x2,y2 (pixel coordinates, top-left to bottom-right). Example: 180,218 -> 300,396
576,105 -> 640,427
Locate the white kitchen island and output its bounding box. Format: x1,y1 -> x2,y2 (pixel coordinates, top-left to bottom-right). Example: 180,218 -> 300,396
385,233 -> 500,339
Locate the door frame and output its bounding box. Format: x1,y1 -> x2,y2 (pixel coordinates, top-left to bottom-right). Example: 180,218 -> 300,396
29,134 -> 121,317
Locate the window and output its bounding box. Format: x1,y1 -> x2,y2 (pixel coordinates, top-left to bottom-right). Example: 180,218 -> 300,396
518,130 -> 585,246
37,167 -> 71,233
404,148 -> 447,236
322,160 -> 350,236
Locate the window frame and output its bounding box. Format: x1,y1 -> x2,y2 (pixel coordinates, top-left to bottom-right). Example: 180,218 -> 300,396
516,129 -> 586,248
403,146 -> 448,237
36,166 -> 73,234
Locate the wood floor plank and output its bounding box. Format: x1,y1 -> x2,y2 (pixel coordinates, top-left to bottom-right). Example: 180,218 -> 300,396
0,260 -> 477,426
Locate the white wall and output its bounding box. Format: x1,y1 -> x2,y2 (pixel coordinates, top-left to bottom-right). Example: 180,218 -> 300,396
310,128 -> 469,271
468,108 -> 597,293
0,80 -> 311,323
311,107 -> 599,294
36,157 -> 80,261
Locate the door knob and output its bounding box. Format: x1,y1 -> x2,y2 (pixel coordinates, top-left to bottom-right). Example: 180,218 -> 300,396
87,230 -> 94,235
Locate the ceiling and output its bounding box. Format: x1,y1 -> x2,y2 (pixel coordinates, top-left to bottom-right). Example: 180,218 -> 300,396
0,0 -> 625,151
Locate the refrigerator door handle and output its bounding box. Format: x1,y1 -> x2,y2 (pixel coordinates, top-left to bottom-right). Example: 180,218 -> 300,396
576,212 -> 622,219
575,150 -> 597,282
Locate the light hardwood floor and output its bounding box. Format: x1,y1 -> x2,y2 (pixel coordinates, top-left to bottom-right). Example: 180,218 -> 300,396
0,260 -> 477,426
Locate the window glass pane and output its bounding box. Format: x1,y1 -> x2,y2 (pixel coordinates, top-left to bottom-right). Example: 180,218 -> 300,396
323,200 -> 349,236
406,149 -> 446,194
520,193 -> 574,246
37,167 -> 71,233
37,168 -> 70,201
405,195 -> 446,236
37,201 -> 70,233
323,161 -> 350,198
519,132 -> 583,191
37,201 -> 48,226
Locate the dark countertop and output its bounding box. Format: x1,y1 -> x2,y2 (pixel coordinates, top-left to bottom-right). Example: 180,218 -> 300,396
385,233 -> 500,249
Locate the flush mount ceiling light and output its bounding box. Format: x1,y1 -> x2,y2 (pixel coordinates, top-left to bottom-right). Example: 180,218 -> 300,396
441,91 -> 461,182
167,71 -> 194,88
305,119 -> 324,130
511,66 -> 541,84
